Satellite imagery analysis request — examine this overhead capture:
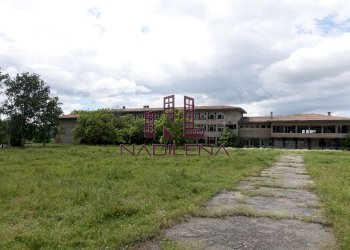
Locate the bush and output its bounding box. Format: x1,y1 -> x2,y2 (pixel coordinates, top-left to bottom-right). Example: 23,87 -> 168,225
220,129 -> 241,147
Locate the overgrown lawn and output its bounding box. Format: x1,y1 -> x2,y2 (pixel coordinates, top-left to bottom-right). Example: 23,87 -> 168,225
303,150 -> 350,249
0,145 -> 280,249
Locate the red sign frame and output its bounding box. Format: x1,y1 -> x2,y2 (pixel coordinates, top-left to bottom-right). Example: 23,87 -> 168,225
164,95 -> 175,122
144,111 -> 155,138
184,96 -> 204,138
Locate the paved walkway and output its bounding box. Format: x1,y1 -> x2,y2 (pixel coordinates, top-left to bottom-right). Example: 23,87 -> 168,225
162,154 -> 335,249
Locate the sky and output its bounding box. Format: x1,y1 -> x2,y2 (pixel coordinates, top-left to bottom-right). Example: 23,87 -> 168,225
1,0 -> 350,117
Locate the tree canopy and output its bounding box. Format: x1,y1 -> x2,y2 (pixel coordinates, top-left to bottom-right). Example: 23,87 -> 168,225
0,70 -> 62,146
220,128 -> 241,147
72,110 -> 152,145
343,133 -> 350,150
155,110 -> 185,145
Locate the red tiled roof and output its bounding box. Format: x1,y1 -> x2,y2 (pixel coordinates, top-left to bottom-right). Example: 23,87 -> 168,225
240,113 -> 350,123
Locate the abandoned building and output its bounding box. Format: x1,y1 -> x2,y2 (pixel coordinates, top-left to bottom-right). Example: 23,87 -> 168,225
57,105 -> 350,149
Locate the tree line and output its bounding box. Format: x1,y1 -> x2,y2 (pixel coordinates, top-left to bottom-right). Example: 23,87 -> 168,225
72,109 -> 242,147
0,69 -> 62,147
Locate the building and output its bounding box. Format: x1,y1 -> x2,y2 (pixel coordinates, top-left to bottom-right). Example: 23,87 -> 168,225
240,113 -> 350,149
56,106 -> 350,149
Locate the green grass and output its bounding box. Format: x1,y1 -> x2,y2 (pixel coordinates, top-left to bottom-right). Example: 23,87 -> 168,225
303,150 -> 350,249
0,145 -> 279,249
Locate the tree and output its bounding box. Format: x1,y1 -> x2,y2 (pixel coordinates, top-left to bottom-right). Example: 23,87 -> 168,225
0,119 -> 9,145
343,133 -> 350,150
118,115 -> 151,144
73,109 -> 120,144
155,110 -> 185,145
34,97 -> 62,146
0,71 -> 62,147
220,128 -> 241,147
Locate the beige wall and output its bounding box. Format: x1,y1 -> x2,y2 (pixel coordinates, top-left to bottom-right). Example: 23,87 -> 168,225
239,128 -> 271,138
56,119 -> 79,144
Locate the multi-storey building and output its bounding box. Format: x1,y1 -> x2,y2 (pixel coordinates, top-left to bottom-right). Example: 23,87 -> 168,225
57,105 -> 350,149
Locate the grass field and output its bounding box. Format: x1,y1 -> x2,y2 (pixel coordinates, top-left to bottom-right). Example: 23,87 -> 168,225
303,150 -> 350,249
0,145 -> 280,249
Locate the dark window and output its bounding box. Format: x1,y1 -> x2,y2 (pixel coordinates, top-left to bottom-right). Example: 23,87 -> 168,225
340,125 -> 349,133
233,124 -> 237,129
273,126 -> 284,133
310,126 -> 322,133
217,113 -> 224,119
262,125 -> 266,128
286,126 -> 296,133
208,125 -> 216,131
324,125 -> 336,133
297,126 -> 309,133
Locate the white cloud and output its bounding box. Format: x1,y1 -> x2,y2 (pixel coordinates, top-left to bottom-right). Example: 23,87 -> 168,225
1,0 -> 350,116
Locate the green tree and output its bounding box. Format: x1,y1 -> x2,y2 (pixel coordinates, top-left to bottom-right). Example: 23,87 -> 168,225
118,115 -> 150,144
343,133 -> 350,150
73,109 -> 120,144
34,97 -> 62,146
220,128 -> 241,147
0,71 -> 62,147
0,119 -> 9,145
155,110 -> 185,145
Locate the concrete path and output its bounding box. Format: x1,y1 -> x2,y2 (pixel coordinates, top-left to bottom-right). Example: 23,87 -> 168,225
162,154 -> 335,249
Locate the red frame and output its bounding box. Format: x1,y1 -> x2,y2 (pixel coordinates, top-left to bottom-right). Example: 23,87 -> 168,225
144,111 -> 155,138
184,96 -> 204,138
164,95 -> 175,122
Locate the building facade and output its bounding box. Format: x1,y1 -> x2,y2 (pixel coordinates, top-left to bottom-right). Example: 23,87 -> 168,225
56,106 -> 350,149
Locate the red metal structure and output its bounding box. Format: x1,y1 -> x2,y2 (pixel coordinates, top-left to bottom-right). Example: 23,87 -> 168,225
144,111 -> 155,138
163,95 -> 175,122
184,96 -> 204,138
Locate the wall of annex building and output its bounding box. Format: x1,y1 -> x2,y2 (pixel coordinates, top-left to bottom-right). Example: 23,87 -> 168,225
56,119 -> 79,144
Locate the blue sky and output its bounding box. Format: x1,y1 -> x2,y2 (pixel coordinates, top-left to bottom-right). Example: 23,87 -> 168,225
1,0 -> 350,117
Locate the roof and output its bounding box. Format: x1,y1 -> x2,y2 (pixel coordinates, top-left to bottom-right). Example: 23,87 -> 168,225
240,113 -> 350,123
59,105 -> 246,119
59,114 -> 80,119
114,105 -> 247,113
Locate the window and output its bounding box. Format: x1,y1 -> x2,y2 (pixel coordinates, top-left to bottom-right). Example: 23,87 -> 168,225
297,125 -> 309,133
273,126 -> 284,133
340,125 -> 350,133
310,126 -> 322,133
208,125 -> 216,132
226,124 -> 234,130
240,125 -> 244,128
324,125 -> 336,133
262,125 -> 266,128
217,113 -> 224,119
208,113 -> 216,119
217,125 -> 224,132
208,137 -> 216,144
286,126 -> 296,133
195,112 -> 200,120
233,124 -> 237,129
196,124 -> 206,131
198,138 -> 205,144
255,125 -> 260,128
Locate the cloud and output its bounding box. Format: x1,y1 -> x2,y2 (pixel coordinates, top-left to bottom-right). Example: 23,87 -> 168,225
0,0 -> 350,116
